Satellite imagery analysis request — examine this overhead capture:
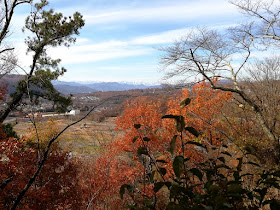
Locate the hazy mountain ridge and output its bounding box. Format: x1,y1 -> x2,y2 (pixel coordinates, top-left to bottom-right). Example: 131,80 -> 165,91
54,85 -> 97,94
0,75 -> 161,94
0,74 -> 25,94
52,81 -> 160,93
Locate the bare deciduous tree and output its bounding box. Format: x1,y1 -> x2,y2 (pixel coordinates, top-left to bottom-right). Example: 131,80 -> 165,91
245,56 -> 280,135
160,0 -> 280,163
0,0 -> 32,77
231,0 -> 280,43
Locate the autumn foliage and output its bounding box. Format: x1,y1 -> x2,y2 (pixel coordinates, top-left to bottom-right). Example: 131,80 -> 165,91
166,79 -> 232,145
0,137 -> 87,209
1,78 -> 279,209
84,80 -> 233,208
0,85 -> 86,209
111,80 -> 279,209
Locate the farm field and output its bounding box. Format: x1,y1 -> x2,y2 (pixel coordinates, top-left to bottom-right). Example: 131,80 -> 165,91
13,116 -> 118,157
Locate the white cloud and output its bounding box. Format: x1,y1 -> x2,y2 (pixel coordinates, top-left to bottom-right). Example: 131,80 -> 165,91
94,64 -> 158,72
8,0 -> 244,84
84,0 -> 238,25
10,23 -> 243,71
49,24 -> 241,66
46,28 -> 184,65
129,23 -> 241,45
43,24 -> 238,65
130,28 -> 192,45
48,41 -> 152,64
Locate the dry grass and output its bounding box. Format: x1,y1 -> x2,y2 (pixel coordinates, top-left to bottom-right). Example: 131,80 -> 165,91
13,116 -> 118,157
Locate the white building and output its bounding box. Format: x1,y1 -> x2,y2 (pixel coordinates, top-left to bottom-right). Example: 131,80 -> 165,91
68,110 -> 80,116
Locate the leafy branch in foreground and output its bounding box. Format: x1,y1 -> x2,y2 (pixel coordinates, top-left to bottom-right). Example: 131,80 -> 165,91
120,97 -> 280,209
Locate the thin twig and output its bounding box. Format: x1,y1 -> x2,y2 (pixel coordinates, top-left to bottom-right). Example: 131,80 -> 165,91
11,95 -> 128,209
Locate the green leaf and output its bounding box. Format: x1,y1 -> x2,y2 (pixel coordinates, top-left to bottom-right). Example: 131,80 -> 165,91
189,168 -> 203,181
169,135 -> 178,155
137,146 -> 148,156
208,184 -> 221,193
237,157 -> 243,171
154,182 -> 165,193
264,199 -> 280,210
222,203 -> 232,208
227,183 -> 243,194
180,98 -> 191,108
255,188 -> 268,201
262,178 -> 280,188
119,184 -> 130,199
164,181 -> 172,188
162,115 -> 181,119
203,206 -> 214,210
233,171 -> 240,181
162,115 -> 185,132
215,164 -> 231,170
132,136 -> 138,143
221,151 -> 232,157
218,157 -> 225,163
144,199 -> 155,209
244,161 -> 260,167
175,117 -> 185,132
185,126 -> 200,137
159,167 -> 167,176
173,155 -> 184,178
272,170 -> 280,177
134,124 -> 141,129
185,141 -> 206,149
143,137 -> 151,142
240,173 -> 254,177
263,199 -> 273,206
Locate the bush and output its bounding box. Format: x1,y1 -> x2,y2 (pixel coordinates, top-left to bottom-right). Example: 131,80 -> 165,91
120,98 -> 280,209
1,123 -> 18,139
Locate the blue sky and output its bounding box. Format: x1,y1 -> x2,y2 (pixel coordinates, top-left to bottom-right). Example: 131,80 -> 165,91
8,0 -> 244,84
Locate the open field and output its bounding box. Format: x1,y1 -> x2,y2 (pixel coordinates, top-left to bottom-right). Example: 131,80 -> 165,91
13,116 -> 118,157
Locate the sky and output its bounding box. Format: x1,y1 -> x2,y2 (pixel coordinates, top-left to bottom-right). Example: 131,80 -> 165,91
7,0 -> 245,84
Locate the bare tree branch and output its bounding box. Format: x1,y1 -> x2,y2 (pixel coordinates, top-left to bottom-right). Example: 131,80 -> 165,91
11,95 -> 129,209
0,47 -> 14,54
160,26 -> 278,152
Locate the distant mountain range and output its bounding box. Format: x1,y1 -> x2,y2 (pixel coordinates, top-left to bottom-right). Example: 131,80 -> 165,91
0,74 -> 234,95
52,81 -> 160,94
53,84 -> 97,94
0,75 -> 160,95
0,74 -> 25,94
